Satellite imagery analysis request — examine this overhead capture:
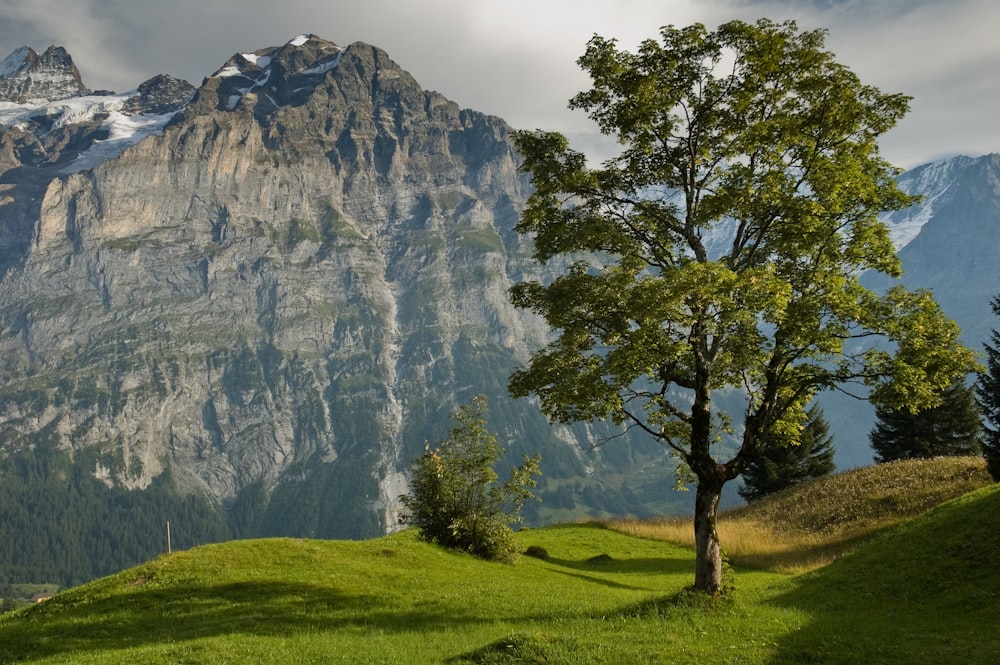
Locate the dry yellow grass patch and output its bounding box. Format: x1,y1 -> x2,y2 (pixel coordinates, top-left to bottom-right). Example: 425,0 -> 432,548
604,456 -> 992,573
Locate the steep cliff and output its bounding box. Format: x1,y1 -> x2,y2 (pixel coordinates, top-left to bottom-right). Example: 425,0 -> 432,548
0,36 -> 668,571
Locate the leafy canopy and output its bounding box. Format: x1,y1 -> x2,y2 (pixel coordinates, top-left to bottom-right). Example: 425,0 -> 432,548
510,19 -> 974,468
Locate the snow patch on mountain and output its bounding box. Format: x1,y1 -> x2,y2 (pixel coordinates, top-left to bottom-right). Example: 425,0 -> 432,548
0,46 -> 32,78
241,53 -> 271,68
302,50 -> 346,76
881,155 -> 971,250
211,36 -> 347,111
61,109 -> 177,174
0,91 -> 181,174
0,93 -> 126,131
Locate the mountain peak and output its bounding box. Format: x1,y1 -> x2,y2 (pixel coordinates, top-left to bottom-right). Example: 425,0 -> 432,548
0,44 -> 89,103
186,34 -> 355,116
122,73 -> 196,115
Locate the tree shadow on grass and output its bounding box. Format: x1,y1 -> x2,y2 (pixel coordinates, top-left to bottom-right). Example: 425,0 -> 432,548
0,578 -> 552,663
539,554 -> 692,591
543,554 -> 691,576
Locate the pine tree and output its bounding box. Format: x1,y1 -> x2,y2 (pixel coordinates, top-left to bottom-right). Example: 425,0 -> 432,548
739,404 -> 836,501
975,295 -> 1000,480
870,379 -> 982,463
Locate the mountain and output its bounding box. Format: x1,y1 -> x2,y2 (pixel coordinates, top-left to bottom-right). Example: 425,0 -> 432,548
0,36 -> 671,585
823,153 -> 1000,469
879,154 -> 1000,345
0,46 -> 90,103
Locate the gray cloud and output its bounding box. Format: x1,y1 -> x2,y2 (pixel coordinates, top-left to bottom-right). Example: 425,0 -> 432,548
0,0 -> 996,168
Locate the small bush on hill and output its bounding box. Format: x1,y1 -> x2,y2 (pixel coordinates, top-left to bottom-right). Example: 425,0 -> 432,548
401,395 -> 541,563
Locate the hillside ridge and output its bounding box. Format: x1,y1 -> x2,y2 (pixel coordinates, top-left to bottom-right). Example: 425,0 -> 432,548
1,460 -> 996,664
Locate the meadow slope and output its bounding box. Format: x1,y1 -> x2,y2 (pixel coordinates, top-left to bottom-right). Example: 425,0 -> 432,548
0,458 -> 996,664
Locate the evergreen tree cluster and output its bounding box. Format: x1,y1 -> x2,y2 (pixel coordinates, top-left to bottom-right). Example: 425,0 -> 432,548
869,380 -> 982,463
0,444 -> 228,587
976,295 -> 1000,480
739,404 -> 836,501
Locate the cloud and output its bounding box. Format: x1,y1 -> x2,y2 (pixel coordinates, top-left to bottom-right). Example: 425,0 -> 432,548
0,0 -> 996,168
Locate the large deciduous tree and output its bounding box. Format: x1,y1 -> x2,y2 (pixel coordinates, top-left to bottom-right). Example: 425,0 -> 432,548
508,19 -> 974,595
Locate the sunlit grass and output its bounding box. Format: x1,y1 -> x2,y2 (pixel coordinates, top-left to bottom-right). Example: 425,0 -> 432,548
605,456 -> 991,572
0,456 -> 996,664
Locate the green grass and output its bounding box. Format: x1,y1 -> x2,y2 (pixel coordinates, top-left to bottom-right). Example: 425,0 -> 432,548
1,463 -> 998,664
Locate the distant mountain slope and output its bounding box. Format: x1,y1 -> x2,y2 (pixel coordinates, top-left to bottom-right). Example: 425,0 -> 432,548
881,153 -> 1000,346
825,153 -> 1000,468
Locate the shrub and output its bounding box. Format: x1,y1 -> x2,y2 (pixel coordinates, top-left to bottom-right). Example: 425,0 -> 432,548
400,395 -> 542,563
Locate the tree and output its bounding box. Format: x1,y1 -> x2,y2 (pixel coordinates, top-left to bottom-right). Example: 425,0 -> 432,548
976,296 -> 1000,480
509,19 -> 975,595
400,395 -> 542,562
739,403 -> 835,501
870,379 -> 982,462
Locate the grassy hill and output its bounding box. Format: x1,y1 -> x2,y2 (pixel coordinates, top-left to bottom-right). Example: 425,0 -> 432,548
607,455 -> 993,572
0,457 -> 997,664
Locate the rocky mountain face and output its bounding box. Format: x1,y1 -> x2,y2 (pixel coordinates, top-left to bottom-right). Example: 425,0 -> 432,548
882,154 -> 1000,346
822,153 -> 1000,469
0,36 -> 669,583
0,46 -> 90,103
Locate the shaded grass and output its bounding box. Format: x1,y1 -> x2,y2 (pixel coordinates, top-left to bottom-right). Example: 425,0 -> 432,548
605,456 -> 992,572
770,483 -> 1000,664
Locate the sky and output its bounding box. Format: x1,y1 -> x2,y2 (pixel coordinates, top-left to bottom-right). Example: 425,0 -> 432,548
0,0 -> 996,170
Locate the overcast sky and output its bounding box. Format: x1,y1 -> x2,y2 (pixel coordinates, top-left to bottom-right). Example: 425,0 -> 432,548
1,0 -> 995,169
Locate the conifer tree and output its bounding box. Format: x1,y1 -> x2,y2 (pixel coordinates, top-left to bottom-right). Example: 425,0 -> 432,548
975,295 -> 1000,480
870,379 -> 982,463
739,404 -> 835,501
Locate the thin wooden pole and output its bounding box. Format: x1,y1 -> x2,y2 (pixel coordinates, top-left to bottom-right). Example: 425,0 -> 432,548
166,520 -> 172,554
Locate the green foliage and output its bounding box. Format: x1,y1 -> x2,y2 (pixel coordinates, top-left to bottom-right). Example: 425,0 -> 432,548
975,294 -> 1000,480
285,217 -> 321,250
260,458 -> 382,540
401,395 -> 541,562
509,18 -> 976,593
739,403 -> 836,501
870,379 -> 982,463
0,444 -> 229,586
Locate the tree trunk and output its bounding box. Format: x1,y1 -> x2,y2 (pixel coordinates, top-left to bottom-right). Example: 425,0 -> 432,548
692,477 -> 724,595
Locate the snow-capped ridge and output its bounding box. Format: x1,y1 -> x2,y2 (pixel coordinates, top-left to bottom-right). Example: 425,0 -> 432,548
0,45 -> 89,103
880,154 -> 975,251
0,46 -> 33,78
207,35 -> 347,111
